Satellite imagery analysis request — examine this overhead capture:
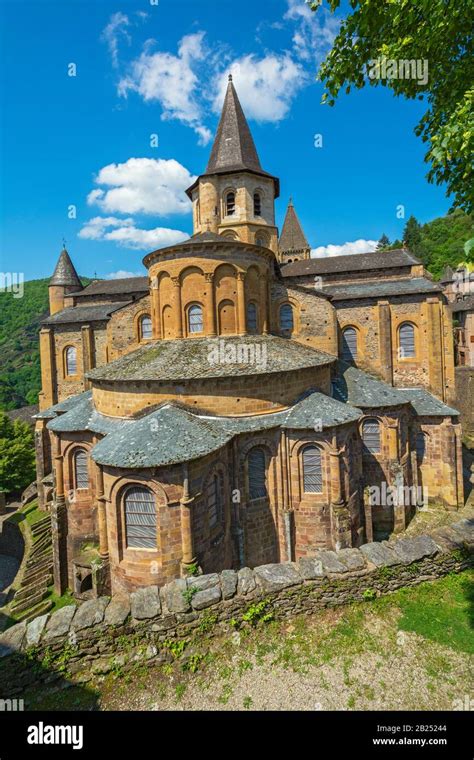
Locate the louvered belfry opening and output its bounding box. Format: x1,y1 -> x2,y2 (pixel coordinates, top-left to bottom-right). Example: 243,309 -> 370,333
302,445 -> 323,493
342,327 -> 357,362
124,486 -> 157,549
248,447 -> 267,500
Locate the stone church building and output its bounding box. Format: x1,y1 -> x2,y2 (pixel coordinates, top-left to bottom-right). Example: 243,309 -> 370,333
35,76 -> 463,598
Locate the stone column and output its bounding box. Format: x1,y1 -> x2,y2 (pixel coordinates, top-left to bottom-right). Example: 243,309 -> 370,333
377,301 -> 393,384
172,277 -> 183,338
180,464 -> 196,572
426,298 -> 445,400
260,275 -> 268,334
95,463 -> 108,559
151,276 -> 162,339
39,327 -> 56,409
81,324 -> 94,390
52,436 -> 68,595
329,444 -> 351,549
388,423 -> 399,461
236,272 -> 246,335
204,272 -> 217,336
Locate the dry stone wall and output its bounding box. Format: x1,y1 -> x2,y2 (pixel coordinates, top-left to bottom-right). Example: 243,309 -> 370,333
0,518 -> 472,695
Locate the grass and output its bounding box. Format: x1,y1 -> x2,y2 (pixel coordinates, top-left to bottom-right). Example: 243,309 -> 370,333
7,499 -> 45,528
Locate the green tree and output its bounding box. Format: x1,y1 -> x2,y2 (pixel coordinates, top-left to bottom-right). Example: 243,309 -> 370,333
0,413 -> 36,494
312,1 -> 474,212
376,233 -> 390,250
403,215 -> 422,249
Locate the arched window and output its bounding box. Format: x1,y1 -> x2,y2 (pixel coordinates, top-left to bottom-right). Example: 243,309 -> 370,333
342,327 -> 357,362
139,315 -> 152,340
302,446 -> 323,493
399,322 -> 415,358
208,472 -> 224,528
247,302 -> 258,332
362,419 -> 381,454
225,191 -> 235,216
279,303 -> 294,332
255,235 -> 266,247
248,447 -> 267,500
73,449 -> 89,489
415,432 -> 427,463
253,192 -> 261,216
188,304 -> 203,333
124,486 -> 156,549
65,346 -> 77,376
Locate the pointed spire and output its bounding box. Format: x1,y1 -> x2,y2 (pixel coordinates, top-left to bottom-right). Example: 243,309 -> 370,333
50,247 -> 82,289
279,198 -> 309,254
206,76 -> 263,175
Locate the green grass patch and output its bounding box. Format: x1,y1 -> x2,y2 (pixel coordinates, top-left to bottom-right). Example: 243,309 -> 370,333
394,570 -> 474,654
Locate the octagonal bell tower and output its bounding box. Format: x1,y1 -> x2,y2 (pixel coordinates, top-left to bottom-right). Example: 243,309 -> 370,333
186,75 -> 280,253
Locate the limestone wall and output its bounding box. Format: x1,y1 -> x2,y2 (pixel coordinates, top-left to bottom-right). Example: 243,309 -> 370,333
0,518 -> 472,695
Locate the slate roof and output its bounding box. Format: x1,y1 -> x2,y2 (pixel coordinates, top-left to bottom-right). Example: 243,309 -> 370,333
87,335 -> 335,383
449,295 -> 474,313
397,388 -> 459,417
186,76 -> 279,198
279,199 -> 309,253
50,249 -> 82,289
322,277 -> 442,301
41,302 -> 130,325
34,391 -> 93,419
73,277 -> 148,298
281,249 -> 420,277
46,389 -> 361,468
333,362 -> 409,408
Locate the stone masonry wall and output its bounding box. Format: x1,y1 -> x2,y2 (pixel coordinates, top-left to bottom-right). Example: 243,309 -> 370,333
0,517 -> 472,695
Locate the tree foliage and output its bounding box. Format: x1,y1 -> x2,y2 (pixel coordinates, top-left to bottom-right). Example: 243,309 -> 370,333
312,0 -> 474,212
0,413 -> 36,494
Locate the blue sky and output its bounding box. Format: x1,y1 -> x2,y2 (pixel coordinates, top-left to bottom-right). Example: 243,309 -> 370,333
0,0 -> 452,281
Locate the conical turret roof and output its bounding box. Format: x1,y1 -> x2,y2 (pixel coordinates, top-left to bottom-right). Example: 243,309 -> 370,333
279,198 -> 309,253
50,248 -> 82,289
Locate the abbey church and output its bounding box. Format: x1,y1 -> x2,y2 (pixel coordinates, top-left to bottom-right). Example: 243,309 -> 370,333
34,76 -> 463,598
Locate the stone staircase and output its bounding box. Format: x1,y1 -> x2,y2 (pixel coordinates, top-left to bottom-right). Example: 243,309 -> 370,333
9,515 -> 54,622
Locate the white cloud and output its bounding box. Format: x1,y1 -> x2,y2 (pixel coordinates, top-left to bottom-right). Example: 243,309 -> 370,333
311,239 -> 378,258
213,54 -> 307,122
101,12 -> 131,69
78,216 -> 189,251
106,270 -> 144,279
118,32 -> 212,145
87,157 -> 195,216
284,0 -> 339,66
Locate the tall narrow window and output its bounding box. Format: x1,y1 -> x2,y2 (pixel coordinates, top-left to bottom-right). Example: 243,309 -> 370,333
342,327 -> 357,362
248,447 -> 267,500
362,419 -> 381,454
208,472 -> 224,528
188,304 -> 203,333
124,486 -> 156,549
247,302 -> 258,332
65,346 -> 77,376
226,191 -> 235,216
279,303 -> 294,332
253,192 -> 261,216
415,432 -> 427,463
139,315 -> 152,340
399,322 -> 415,358
302,446 -> 323,493
74,449 -> 89,489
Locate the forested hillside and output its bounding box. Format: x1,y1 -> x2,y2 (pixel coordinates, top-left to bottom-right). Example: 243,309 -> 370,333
0,278 -> 90,410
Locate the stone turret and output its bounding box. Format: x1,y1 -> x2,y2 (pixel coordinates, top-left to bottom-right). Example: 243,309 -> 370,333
278,198 -> 311,264
49,247 -> 83,315
186,75 -> 279,252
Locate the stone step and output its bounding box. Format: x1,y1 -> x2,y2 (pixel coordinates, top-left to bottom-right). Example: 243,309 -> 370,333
22,567 -> 53,586
31,516 -> 51,530
14,598 -> 53,623
15,581 -> 49,602
26,550 -> 53,567
10,588 -> 50,614
30,535 -> 52,552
